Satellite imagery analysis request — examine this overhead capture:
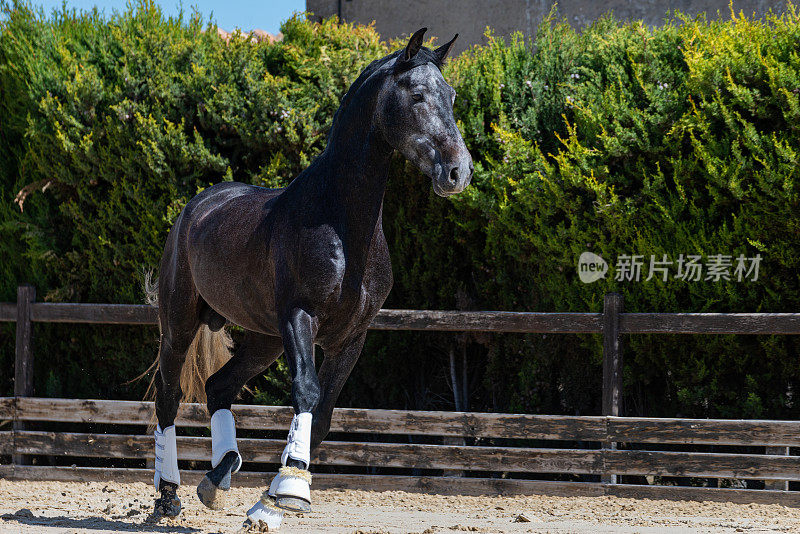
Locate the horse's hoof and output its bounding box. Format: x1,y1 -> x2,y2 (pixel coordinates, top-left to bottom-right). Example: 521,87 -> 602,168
197,475 -> 228,510
197,450 -> 238,510
275,496 -> 310,513
154,480 -> 181,517
153,495 -> 181,517
239,518 -> 281,533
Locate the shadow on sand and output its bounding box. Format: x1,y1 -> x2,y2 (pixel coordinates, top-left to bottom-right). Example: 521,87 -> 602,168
1,509 -> 201,533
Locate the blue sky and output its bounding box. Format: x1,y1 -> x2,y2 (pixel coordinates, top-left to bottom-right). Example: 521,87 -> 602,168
30,1 -> 306,34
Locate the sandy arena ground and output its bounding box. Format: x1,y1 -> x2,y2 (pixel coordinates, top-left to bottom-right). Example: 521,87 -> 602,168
1,479 -> 800,533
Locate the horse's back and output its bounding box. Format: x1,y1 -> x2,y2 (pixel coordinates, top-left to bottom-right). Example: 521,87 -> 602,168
186,181 -> 283,219
179,182 -> 283,241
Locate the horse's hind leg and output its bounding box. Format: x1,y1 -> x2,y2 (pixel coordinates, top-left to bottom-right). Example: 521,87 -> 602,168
196,331 -> 284,511
152,324 -> 198,516
152,256 -> 203,517
309,331 -> 367,452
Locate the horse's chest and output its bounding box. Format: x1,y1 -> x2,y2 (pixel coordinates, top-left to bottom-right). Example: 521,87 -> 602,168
354,250 -> 393,313
317,236 -> 393,346
339,247 -> 392,315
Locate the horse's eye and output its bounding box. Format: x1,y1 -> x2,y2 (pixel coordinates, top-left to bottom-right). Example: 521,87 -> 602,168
411,92 -> 424,103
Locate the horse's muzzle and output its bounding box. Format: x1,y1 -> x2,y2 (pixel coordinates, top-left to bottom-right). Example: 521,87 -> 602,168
433,157 -> 473,197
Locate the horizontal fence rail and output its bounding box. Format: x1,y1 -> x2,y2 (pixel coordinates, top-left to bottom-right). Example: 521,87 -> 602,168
2,397 -> 800,504
4,431 -> 799,480
2,286 -> 800,505
2,302 -> 800,334
5,397 -> 800,447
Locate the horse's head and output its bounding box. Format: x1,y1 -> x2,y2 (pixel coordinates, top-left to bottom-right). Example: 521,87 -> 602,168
378,28 -> 473,197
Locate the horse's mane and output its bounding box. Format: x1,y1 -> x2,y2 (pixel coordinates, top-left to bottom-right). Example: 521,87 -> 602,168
327,46 -> 443,140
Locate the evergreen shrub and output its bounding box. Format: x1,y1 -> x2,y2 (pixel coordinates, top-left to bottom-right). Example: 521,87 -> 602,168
1,1 -> 798,419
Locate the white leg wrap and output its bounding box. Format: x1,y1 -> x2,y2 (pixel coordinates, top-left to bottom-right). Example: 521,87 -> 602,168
280,412 -> 312,468
154,424 -> 180,489
246,497 -> 284,530
210,409 -> 241,472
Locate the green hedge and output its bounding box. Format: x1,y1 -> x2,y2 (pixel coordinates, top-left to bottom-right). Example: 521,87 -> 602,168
2,1 -> 799,419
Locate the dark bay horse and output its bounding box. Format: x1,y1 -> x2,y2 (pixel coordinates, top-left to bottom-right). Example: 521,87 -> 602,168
148,28 -> 472,526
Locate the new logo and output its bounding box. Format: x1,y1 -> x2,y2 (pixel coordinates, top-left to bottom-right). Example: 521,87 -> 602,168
578,252 -> 608,283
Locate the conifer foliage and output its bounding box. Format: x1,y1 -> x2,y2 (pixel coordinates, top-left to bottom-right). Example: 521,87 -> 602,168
1,2 -> 798,419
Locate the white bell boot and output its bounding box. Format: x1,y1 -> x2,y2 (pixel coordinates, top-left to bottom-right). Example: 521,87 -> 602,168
244,490 -> 285,530
266,469 -> 286,499
240,468 -> 289,531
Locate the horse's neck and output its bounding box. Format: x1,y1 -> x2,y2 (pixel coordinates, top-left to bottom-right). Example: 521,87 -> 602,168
323,126 -> 393,270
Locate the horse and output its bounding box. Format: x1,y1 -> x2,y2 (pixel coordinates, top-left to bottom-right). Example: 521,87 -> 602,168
147,27 -> 472,528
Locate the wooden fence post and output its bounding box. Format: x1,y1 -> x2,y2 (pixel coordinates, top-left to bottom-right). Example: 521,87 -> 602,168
601,292 -> 623,484
13,284 -> 35,465
765,446 -> 790,491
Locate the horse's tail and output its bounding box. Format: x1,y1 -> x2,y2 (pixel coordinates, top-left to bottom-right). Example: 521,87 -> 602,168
140,270 -> 233,408
177,324 -> 233,405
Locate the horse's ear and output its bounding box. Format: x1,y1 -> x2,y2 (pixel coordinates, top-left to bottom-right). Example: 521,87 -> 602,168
402,27 -> 427,62
434,34 -> 458,64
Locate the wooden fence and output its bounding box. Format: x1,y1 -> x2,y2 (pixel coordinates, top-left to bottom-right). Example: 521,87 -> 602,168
2,285 -> 800,505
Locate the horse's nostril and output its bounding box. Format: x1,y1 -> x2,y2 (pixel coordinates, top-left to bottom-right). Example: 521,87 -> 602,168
449,167 -> 459,183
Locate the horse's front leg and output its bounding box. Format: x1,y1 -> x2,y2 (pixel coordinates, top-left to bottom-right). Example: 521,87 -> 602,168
250,330 -> 365,525
271,307 -> 320,513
